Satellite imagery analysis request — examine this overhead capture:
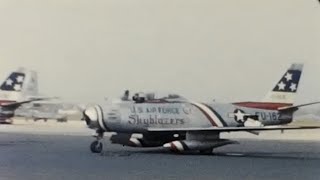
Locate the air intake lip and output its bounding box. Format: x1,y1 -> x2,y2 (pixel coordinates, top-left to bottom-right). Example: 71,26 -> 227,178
82,105 -> 107,131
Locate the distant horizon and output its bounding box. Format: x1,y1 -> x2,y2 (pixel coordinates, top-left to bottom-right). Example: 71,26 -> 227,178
0,0 -> 319,104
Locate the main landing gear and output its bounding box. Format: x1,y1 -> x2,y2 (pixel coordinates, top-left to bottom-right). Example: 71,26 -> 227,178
90,130 -> 104,153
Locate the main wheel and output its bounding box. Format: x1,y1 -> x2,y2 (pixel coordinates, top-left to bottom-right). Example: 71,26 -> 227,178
90,141 -> 103,153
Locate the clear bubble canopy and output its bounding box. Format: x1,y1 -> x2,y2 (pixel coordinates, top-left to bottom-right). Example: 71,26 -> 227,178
121,90 -> 188,101
141,91 -> 187,101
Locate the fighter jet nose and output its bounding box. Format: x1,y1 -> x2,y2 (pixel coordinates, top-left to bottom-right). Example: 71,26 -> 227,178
82,110 -> 92,126
82,106 -> 102,129
84,107 -> 98,123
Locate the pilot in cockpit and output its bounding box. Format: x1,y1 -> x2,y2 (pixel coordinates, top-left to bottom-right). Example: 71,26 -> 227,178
132,92 -> 146,103
121,90 -> 130,101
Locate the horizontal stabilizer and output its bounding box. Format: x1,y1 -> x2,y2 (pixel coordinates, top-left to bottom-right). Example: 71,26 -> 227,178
0,98 -> 52,109
277,101 -> 320,112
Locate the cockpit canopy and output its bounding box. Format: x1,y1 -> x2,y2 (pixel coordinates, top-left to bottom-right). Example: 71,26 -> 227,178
144,92 -> 186,101
121,90 -> 187,103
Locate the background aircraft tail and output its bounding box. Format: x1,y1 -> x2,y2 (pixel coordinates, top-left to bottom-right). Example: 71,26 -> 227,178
0,68 -> 38,102
262,63 -> 303,105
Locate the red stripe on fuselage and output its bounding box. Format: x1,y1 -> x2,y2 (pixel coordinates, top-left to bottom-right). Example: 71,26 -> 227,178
191,103 -> 218,127
232,102 -> 292,110
170,142 -> 179,152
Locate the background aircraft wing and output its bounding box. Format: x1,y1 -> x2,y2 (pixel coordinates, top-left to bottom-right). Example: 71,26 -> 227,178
0,98 -> 50,109
148,125 -> 320,133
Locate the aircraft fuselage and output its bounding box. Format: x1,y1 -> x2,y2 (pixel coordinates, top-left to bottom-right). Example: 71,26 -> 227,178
89,101 -> 293,134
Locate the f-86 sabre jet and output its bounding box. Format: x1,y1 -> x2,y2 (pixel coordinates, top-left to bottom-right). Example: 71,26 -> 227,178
0,68 -> 50,123
83,64 -> 320,154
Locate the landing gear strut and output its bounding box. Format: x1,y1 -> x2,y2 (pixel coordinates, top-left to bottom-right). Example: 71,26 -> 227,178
90,130 -> 104,153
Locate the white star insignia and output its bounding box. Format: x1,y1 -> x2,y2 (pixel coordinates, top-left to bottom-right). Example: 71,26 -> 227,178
284,73 -> 292,82
13,84 -> 22,91
289,83 -> 297,92
277,81 -> 286,90
16,76 -> 24,83
235,110 -> 245,122
5,79 -> 13,86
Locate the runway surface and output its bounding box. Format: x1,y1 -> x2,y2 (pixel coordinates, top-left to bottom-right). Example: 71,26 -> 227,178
0,122 -> 319,180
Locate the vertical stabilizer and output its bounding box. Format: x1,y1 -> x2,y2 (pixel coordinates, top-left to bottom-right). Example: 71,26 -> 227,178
0,68 -> 38,102
262,63 -> 303,104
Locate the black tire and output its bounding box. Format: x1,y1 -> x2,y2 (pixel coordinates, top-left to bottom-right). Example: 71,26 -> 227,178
90,141 -> 103,153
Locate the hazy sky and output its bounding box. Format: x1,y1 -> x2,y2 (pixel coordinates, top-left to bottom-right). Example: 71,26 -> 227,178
0,0 -> 319,104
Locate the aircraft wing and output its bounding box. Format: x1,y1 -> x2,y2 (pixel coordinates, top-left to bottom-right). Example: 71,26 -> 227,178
26,96 -> 60,100
148,125 -> 320,133
0,98 -> 49,109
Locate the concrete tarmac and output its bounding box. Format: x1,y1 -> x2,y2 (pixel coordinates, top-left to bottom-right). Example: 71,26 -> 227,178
0,122 -> 319,180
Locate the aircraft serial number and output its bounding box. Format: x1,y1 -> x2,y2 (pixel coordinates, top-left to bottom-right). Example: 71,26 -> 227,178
255,112 -> 280,121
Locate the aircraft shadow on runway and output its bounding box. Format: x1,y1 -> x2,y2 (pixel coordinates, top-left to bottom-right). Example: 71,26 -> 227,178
99,148 -> 320,160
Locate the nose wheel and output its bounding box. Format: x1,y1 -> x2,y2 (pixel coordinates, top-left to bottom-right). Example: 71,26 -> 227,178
90,130 -> 104,153
90,141 -> 103,153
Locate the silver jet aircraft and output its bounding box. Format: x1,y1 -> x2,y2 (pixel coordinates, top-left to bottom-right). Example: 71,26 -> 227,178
83,64 -> 320,154
0,68 -> 77,123
0,68 -> 49,123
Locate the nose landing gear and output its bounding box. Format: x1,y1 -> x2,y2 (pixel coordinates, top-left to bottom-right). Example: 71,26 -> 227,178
90,130 -> 104,153
90,141 -> 103,153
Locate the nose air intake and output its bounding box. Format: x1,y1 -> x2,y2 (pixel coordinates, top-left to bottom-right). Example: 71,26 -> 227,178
83,105 -> 106,131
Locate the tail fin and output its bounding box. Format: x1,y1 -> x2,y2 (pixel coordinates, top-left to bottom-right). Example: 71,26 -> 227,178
0,68 -> 38,101
262,63 -> 303,104
21,69 -> 38,97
